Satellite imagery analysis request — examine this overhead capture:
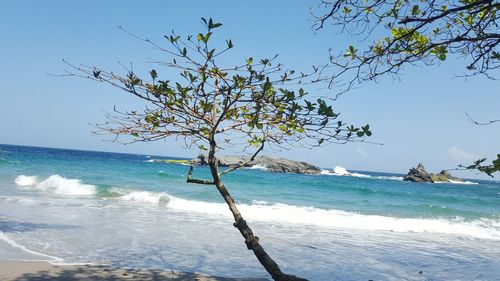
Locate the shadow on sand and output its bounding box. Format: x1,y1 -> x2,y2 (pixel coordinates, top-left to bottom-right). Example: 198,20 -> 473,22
8,263 -> 268,281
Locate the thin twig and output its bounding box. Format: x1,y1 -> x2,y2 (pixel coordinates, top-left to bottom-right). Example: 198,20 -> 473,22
466,112 -> 500,125
219,141 -> 265,177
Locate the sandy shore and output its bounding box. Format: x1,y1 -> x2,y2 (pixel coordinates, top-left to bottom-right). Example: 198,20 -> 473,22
0,260 -> 268,281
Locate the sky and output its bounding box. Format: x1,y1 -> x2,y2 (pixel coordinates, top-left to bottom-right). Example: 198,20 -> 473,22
1,0 -> 499,179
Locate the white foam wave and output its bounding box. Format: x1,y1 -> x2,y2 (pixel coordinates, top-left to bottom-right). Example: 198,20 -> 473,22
321,168 -> 404,181
165,196 -> 500,240
375,176 -> 404,181
14,175 -> 38,186
119,191 -> 170,205
350,172 -> 371,178
248,164 -> 268,171
0,232 -> 63,262
16,175 -> 96,196
321,166 -> 371,178
12,176 -> 496,240
435,180 -> 479,185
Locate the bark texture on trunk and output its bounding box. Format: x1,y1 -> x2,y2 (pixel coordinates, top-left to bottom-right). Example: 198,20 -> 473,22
207,141 -> 308,281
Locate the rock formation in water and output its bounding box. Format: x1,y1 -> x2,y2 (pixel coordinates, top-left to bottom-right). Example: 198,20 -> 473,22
403,163 -> 464,183
194,155 -> 322,174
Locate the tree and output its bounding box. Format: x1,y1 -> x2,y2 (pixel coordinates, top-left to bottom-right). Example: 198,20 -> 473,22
461,155 -> 500,176
64,18 -> 371,281
312,0 -> 498,177
312,0 -> 499,94
461,113 -> 500,177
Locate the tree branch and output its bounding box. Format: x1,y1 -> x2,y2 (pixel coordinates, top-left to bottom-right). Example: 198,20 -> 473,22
219,140 -> 265,177
465,112 -> 500,125
186,165 -> 215,185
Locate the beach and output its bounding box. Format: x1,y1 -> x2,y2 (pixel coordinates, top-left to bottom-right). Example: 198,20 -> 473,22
1,144 -> 500,280
0,260 -> 265,281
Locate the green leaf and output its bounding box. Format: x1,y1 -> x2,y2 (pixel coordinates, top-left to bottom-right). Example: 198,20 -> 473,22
209,19 -> 223,29
150,69 -> 157,80
411,5 -> 420,16
207,49 -> 215,59
344,45 -> 357,59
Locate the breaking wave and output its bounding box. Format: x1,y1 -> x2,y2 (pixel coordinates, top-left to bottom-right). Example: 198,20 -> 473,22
13,175 -> 498,240
321,166 -> 371,178
14,175 -> 38,186
106,187 -> 170,205
164,198 -> 500,240
247,165 -> 268,171
320,166 -> 400,180
15,175 -> 96,196
15,175 -> 169,205
435,180 -> 479,185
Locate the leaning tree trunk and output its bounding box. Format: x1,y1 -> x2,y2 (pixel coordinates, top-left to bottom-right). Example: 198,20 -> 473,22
207,142 -> 308,281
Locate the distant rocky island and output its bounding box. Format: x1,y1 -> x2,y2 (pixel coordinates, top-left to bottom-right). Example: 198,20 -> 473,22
403,163 -> 464,183
194,155 -> 322,174
149,157 -> 468,182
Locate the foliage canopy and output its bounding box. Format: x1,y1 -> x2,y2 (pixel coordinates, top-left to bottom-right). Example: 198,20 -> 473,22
68,18 -> 370,154
313,0 -> 499,93
66,18 -> 371,281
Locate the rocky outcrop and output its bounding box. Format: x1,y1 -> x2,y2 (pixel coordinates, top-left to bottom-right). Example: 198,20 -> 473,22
403,163 -> 464,183
403,163 -> 433,182
194,155 -> 322,174
430,170 -> 465,183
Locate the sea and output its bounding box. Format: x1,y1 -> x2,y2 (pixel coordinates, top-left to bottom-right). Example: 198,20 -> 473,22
0,144 -> 499,281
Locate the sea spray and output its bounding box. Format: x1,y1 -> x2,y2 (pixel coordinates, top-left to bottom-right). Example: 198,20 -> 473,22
15,175 -> 96,196
14,175 -> 38,186
119,191 -> 170,205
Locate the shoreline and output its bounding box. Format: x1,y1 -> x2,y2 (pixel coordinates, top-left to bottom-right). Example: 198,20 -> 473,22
0,260 -> 268,281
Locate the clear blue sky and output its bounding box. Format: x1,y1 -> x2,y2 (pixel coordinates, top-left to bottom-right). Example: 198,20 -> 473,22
1,0 -> 498,179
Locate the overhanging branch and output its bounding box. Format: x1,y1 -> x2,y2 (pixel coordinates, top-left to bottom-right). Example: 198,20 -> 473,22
219,140 -> 265,177
186,165 -> 214,185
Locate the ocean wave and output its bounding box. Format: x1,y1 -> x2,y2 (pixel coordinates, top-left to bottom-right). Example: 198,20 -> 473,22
109,188 -> 170,205
13,175 -> 499,240
15,175 -> 96,196
320,167 -> 405,181
320,166 -> 372,178
165,198 -> 500,240
375,176 -> 404,181
322,166 -> 371,178
247,165 -> 268,171
434,180 -> 479,185
14,175 -> 170,206
0,232 -> 63,262
14,175 -> 38,186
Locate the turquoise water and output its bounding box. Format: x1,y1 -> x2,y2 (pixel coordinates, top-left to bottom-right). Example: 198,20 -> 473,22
1,144 -> 500,280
